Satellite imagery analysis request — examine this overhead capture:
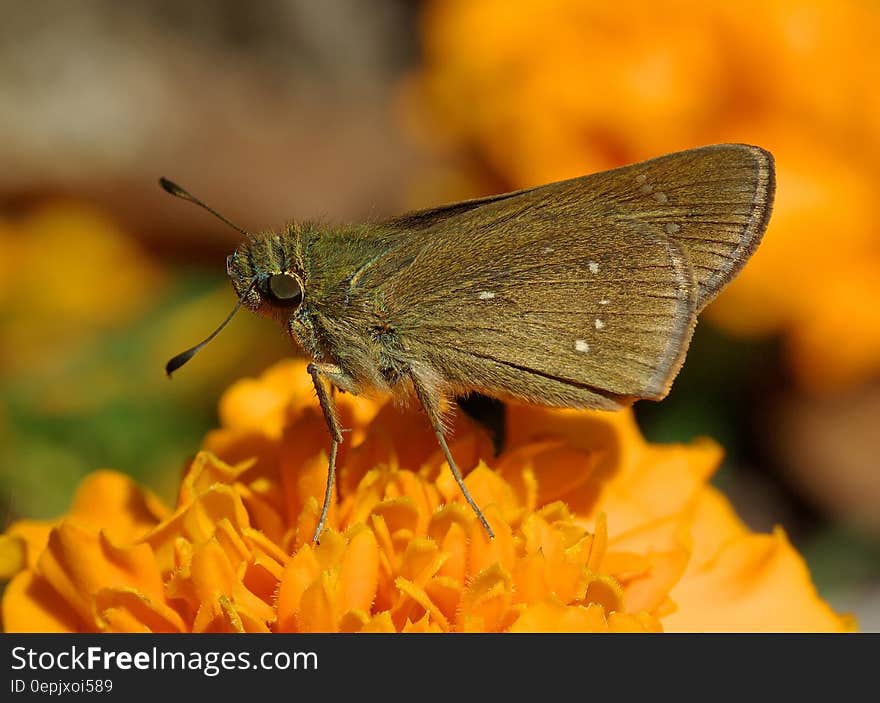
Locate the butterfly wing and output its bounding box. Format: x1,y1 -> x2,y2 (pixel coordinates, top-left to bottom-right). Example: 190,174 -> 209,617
382,144 -> 774,312
363,203 -> 696,410
355,144 -> 773,410
599,144 -> 774,311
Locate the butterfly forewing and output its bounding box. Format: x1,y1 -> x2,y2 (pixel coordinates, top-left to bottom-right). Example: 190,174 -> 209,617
382,144 -> 774,313
595,144 -> 774,311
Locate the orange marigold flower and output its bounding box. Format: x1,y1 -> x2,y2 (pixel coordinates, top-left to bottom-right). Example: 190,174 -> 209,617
1,361 -> 852,632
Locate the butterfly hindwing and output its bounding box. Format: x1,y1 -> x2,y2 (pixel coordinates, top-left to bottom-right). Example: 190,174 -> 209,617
366,207 -> 696,409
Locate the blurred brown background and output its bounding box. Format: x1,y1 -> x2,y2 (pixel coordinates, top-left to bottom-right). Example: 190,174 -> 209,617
1,0 -> 878,629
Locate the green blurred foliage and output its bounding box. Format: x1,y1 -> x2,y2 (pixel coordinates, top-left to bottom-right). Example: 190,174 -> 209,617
0,272 -> 292,520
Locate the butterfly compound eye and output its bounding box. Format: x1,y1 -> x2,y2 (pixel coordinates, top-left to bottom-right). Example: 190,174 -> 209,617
267,272 -> 303,307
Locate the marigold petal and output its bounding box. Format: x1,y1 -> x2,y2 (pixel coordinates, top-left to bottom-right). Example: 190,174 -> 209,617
37,524 -> 165,628
276,545 -> 322,633
143,484 -> 251,574
608,611 -> 663,633
549,562 -> 590,605
234,483 -> 287,546
386,470 -> 442,519
242,527 -> 289,569
521,513 -> 564,561
423,430 -> 493,482
399,538 -> 445,586
313,529 -> 347,570
279,412 -> 340,525
340,403 -> 429,491
68,470 -> 168,542
2,571 -> 84,633
341,468 -> 387,528
665,527 -> 851,632
0,533 -> 28,580
587,513 -> 608,572
359,611 -> 396,633
214,519 -> 252,565
338,527 -> 380,615
339,609 -> 371,633
499,442 -> 600,508
188,538 -> 275,628
94,588 -> 186,633
2,521 -> 54,573
177,452 -> 244,506
583,575 -> 625,614
370,497 -> 420,540
435,520 -> 468,584
218,375 -> 297,438
685,486 -> 749,568
297,572 -> 340,633
394,577 -> 450,631
402,613 -> 444,632
456,562 -> 514,632
467,504 -> 515,575
509,601 -> 608,633
293,499 -> 321,552
583,440 -> 722,537
427,503 -> 471,540
193,596 -> 254,633
369,514 -> 398,607
243,560 -> 282,606
424,576 -> 462,623
96,605 -> 151,633
512,552 -> 550,605
202,429 -> 280,484
601,552 -> 652,581
611,518 -> 691,615
442,462 -> 519,521
234,604 -> 273,633
508,405 -> 645,466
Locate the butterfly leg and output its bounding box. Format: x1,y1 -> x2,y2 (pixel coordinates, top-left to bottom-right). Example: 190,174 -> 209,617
411,374 -> 495,539
307,362 -> 346,543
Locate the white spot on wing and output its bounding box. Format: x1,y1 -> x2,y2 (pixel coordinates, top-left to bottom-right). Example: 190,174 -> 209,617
588,261 -> 600,274
635,174 -> 647,184
599,299 -> 610,305
575,339 -> 590,353
653,191 -> 668,203
478,291 -> 496,300
594,318 -> 605,330
665,223 -> 681,234
541,246 -> 554,255
639,183 -> 654,194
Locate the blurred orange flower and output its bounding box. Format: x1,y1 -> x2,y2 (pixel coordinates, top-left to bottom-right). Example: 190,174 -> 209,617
1,360 -> 850,632
0,203 -> 163,378
406,0 -> 880,392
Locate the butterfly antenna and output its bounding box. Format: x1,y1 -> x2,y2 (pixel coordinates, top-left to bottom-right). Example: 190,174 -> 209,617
158,177 -> 250,238
159,177 -> 258,377
165,277 -> 258,377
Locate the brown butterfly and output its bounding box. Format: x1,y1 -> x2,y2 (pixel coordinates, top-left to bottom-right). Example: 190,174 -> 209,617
162,143 -> 775,541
